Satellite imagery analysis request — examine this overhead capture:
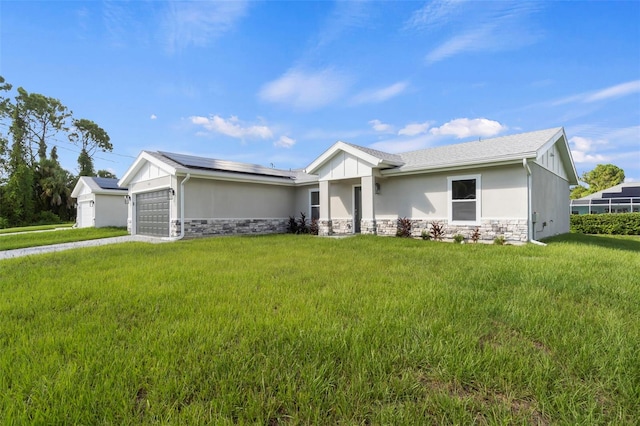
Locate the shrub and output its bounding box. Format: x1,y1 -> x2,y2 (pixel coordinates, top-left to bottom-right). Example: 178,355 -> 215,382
453,234 -> 465,244
429,221 -> 444,241
571,213 -> 640,235
493,236 -> 506,245
0,217 -> 8,229
396,217 -> 412,238
420,229 -> 431,240
34,211 -> 61,225
297,212 -> 309,234
309,218 -> 319,235
470,227 -> 481,243
287,216 -> 298,234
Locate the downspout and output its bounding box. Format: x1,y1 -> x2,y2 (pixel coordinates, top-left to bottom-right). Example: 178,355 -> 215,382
177,173 -> 191,240
523,158 -> 546,246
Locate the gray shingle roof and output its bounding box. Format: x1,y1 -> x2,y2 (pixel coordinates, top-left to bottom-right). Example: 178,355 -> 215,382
395,127 -> 563,171
342,142 -> 404,165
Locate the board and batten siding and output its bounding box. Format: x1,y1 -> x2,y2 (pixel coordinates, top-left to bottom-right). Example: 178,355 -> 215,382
530,162 -> 570,239
316,151 -> 375,181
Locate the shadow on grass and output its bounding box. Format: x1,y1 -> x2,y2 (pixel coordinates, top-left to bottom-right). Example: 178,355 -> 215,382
542,233 -> 640,252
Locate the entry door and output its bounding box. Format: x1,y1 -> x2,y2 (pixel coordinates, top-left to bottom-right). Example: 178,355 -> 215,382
354,186 -> 362,233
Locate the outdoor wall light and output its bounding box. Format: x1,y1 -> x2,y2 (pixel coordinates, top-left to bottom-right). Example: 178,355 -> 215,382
375,183 -> 381,194
89,200 -> 95,207
124,195 -> 131,204
168,188 -> 175,199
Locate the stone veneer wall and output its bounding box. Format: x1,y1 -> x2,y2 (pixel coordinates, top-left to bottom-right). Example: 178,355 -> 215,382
186,216 -> 530,243
377,218 -> 528,243
172,218 -> 288,238
331,219 -> 353,235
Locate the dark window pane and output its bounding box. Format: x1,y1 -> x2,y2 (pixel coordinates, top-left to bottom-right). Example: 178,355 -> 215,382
311,206 -> 320,221
452,179 -> 476,200
452,201 -> 476,221
311,191 -> 319,205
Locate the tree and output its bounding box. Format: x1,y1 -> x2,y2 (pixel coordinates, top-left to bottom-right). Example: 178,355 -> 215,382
570,164 -> 625,199
13,87 -> 71,166
4,105 -> 35,224
69,118 -> 112,176
97,169 -> 117,179
36,146 -> 74,220
0,76 -> 13,181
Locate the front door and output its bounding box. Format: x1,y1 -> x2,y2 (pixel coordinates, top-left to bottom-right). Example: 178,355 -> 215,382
354,186 -> 362,233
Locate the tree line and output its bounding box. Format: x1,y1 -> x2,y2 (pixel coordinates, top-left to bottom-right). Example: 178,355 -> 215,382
0,76 -> 113,228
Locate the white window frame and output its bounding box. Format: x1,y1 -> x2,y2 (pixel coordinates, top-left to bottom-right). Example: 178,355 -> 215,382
448,174 -> 481,225
309,189 -> 320,221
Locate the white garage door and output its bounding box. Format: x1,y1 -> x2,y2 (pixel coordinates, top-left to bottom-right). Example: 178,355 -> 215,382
136,190 -> 170,237
78,201 -> 94,228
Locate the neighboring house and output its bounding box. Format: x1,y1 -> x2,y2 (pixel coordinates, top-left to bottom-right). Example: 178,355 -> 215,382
119,127 -> 578,242
570,182 -> 640,214
71,177 -> 129,228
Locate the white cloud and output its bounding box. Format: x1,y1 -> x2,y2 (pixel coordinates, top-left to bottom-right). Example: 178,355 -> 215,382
190,115 -> 273,140
150,114 -> 157,120
398,121 -> 432,136
405,0 -> 464,30
552,80 -> 640,107
315,0 -> 372,49
429,118 -> 506,139
584,80 -> 640,103
352,82 -> 408,105
569,135 -> 611,164
369,119 -> 394,133
274,135 -> 296,148
163,1 -> 248,53
414,2 -> 543,64
258,68 -> 350,110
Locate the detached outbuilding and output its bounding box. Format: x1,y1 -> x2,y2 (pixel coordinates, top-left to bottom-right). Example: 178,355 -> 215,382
71,177 -> 128,228
119,127 -> 578,243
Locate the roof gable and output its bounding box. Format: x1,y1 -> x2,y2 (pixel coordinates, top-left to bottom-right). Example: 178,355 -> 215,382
305,141 -> 404,174
119,151 -> 179,187
71,176 -> 127,198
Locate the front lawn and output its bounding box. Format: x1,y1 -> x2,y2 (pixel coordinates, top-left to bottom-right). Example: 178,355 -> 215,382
0,227 -> 128,251
0,223 -> 74,234
0,235 -> 638,424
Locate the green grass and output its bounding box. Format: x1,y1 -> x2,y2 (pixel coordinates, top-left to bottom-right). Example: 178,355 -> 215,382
0,222 -> 74,234
1,235 -> 638,424
0,227 -> 128,251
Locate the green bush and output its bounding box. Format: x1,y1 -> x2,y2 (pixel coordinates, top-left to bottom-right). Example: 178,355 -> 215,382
33,211 -> 62,225
571,213 -> 640,235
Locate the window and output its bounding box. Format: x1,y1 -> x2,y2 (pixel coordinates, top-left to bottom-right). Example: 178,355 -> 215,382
448,175 -> 481,224
310,190 -> 320,221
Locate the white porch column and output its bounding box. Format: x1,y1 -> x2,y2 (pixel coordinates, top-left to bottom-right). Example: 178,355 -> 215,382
360,174 -> 376,235
319,180 -> 332,236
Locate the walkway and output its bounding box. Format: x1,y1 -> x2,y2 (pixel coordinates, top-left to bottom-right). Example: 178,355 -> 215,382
0,235 -> 167,260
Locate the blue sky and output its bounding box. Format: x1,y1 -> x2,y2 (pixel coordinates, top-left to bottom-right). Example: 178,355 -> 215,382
1,1 -> 639,182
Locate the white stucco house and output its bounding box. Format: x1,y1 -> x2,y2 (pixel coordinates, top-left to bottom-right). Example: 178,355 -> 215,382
71,177 -> 129,228
118,127 -> 578,243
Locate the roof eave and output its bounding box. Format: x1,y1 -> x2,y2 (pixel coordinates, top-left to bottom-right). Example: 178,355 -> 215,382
381,155 -> 534,176
174,169 -> 297,186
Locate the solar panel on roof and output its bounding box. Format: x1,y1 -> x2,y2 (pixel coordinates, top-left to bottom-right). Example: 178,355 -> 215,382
159,151 -> 295,179
93,177 -> 125,190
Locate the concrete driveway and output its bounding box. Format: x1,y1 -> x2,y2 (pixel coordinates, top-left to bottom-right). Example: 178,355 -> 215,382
0,235 -> 167,260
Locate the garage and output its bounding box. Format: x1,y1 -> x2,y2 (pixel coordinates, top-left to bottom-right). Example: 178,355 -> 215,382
136,189 -> 170,237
